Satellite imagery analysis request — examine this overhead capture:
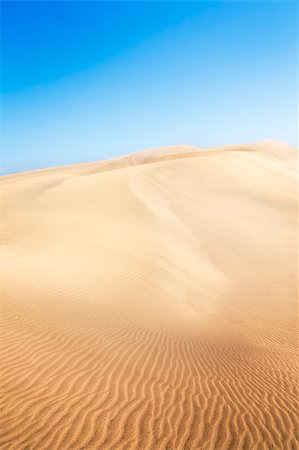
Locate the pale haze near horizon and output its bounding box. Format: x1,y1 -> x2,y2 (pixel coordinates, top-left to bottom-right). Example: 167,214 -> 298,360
1,1 -> 297,174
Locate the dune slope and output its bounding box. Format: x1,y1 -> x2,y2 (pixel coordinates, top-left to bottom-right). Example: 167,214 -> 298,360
0,142 -> 298,449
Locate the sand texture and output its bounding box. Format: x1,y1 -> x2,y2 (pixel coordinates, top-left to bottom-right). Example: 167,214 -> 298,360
0,141 -> 298,449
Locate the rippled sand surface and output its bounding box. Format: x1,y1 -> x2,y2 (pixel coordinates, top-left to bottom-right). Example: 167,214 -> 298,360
1,141 -> 298,449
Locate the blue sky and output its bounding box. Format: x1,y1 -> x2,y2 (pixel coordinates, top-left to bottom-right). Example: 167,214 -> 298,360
1,1 -> 297,174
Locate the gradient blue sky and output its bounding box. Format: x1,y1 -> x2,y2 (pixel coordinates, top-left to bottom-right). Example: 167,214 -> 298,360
1,0 -> 297,174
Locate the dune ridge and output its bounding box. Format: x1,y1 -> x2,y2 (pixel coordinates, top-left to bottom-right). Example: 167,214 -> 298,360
0,142 -> 298,449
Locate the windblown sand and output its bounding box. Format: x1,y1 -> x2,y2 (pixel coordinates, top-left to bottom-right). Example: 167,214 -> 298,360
0,142 -> 298,449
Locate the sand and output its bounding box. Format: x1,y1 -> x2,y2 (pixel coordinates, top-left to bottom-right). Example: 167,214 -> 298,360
0,141 -> 298,449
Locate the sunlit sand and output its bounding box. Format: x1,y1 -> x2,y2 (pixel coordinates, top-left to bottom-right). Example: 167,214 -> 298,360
1,141 -> 298,449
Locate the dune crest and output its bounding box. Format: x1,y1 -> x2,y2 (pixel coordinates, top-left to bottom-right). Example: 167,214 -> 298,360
1,142 -> 298,449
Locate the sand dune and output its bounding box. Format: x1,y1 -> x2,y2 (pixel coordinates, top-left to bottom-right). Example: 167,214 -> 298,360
0,141 -> 298,449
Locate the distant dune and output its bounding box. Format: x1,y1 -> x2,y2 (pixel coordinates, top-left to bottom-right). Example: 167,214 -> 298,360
0,141 -> 298,449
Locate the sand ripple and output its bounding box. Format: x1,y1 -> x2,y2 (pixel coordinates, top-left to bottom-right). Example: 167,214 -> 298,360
1,142 -> 298,449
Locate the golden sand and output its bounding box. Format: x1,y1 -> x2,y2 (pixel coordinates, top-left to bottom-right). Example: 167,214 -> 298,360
0,141 -> 298,449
